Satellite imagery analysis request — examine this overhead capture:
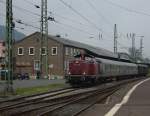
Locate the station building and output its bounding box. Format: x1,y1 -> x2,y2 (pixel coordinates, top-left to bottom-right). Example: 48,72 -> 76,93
14,32 -> 117,79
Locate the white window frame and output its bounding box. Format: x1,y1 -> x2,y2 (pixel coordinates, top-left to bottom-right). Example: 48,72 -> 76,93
73,49 -> 76,53
73,48 -> 76,55
29,47 -> 35,55
40,47 -> 46,55
18,47 -> 24,55
52,47 -> 57,55
70,48 -> 73,56
65,47 -> 69,55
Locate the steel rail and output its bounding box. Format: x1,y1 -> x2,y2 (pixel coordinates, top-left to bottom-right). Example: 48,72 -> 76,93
0,77 -> 146,116
38,78 -> 144,116
0,87 -> 72,103
0,88 -> 76,110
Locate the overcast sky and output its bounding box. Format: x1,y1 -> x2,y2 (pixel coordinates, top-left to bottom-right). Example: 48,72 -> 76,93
0,0 -> 150,58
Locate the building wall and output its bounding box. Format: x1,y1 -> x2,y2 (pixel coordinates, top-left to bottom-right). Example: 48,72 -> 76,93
0,41 -> 5,69
14,33 -> 64,79
0,41 -> 5,58
14,33 -> 82,79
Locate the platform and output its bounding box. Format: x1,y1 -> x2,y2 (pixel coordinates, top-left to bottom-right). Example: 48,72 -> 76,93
113,78 -> 150,116
79,78 -> 150,116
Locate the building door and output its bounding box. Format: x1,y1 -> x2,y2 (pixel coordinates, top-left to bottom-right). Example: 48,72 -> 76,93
34,60 -> 40,79
34,60 -> 40,71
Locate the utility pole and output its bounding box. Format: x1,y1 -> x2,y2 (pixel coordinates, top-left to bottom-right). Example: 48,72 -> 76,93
114,24 -> 117,54
40,0 -> 48,78
5,0 -> 14,93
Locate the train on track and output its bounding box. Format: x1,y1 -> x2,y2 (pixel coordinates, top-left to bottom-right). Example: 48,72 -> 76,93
65,54 -> 149,85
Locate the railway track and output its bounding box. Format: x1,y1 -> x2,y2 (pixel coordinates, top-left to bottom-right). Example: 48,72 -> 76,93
0,77 -> 145,116
0,87 -> 72,103
0,87 -> 77,111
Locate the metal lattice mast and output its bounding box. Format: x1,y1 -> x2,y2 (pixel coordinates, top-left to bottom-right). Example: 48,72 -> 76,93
40,0 -> 48,78
132,33 -> 136,61
5,0 -> 14,93
140,36 -> 144,58
114,24 -> 117,54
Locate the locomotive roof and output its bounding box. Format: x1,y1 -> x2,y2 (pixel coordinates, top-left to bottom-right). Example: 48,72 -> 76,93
96,58 -> 137,67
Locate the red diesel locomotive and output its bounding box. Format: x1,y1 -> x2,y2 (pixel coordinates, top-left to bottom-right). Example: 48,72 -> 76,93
67,57 -> 99,84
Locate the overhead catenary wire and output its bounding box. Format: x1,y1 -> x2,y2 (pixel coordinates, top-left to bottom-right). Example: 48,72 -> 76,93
49,11 -> 99,31
17,0 -> 102,32
24,0 -> 40,8
0,11 -> 96,38
20,0 -> 119,39
1,12 -> 96,38
0,13 -> 40,30
59,0 -> 113,39
15,0 -> 113,40
85,0 -> 113,29
103,0 -> 150,17
0,1 -> 94,34
0,0 -> 131,51
0,0 -> 40,17
55,21 -> 95,35
58,0 -> 103,32
22,0 -> 102,31
0,0 -> 101,38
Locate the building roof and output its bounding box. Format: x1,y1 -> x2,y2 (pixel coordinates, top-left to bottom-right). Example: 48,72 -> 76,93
16,32 -> 118,59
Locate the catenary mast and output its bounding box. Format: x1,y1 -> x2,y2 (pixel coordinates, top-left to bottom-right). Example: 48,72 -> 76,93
5,0 -> 14,93
40,0 -> 48,78
114,24 -> 117,54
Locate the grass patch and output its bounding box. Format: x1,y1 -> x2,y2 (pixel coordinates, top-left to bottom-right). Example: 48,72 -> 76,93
16,83 -> 66,96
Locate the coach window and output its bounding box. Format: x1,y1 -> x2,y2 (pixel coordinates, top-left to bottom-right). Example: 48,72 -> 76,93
52,47 -> 57,55
29,47 -> 35,55
18,47 -> 24,55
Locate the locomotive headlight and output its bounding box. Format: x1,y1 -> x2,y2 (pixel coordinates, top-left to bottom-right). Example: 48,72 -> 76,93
75,61 -> 79,63
83,72 -> 86,75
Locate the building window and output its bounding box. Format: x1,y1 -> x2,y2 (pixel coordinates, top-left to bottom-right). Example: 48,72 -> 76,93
76,49 -> 80,55
29,47 -> 35,55
70,48 -> 73,56
40,47 -> 46,55
52,47 -> 57,55
18,47 -> 24,55
73,49 -> 76,55
65,47 -> 69,55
